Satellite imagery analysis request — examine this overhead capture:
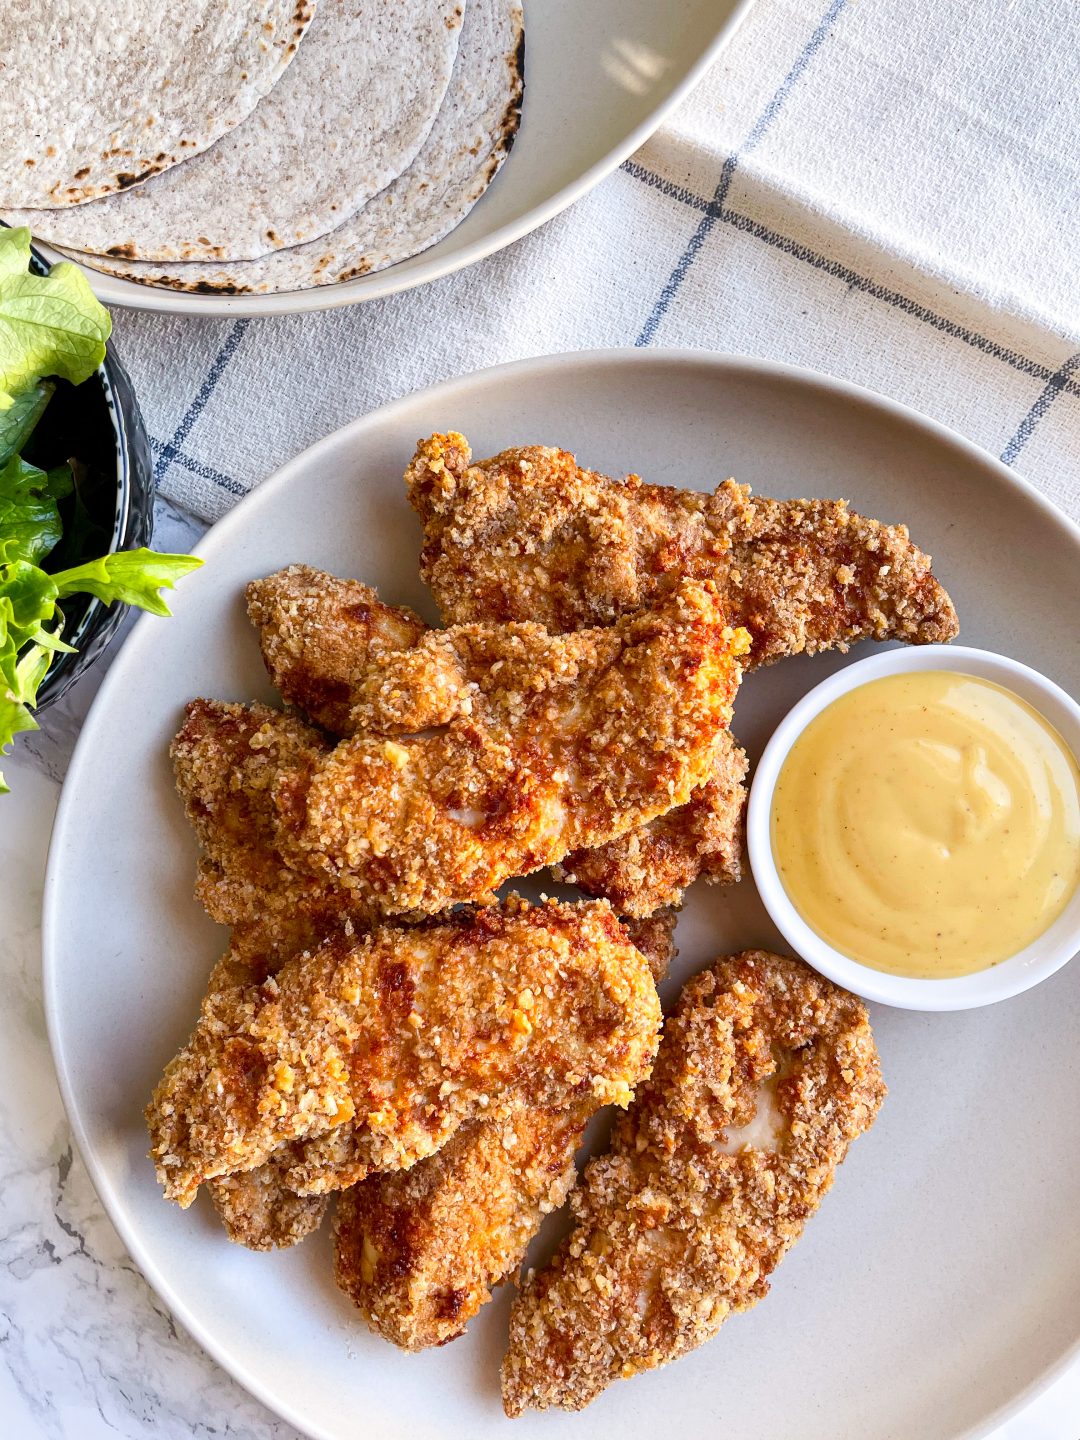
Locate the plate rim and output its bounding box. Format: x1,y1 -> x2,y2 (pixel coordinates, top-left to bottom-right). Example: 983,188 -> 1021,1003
41,347 -> 1080,1440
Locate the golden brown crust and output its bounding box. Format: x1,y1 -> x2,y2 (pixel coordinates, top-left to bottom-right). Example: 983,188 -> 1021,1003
170,698 -> 370,958
146,897 -> 662,1209
240,579 -> 746,916
555,730 -> 749,913
246,565 -> 748,915
172,722 -> 369,1246
333,1104 -> 586,1350
405,432 -> 959,666
501,951 -> 886,1416
246,565 -> 442,735
168,934 -> 331,1248
617,910 -> 678,985
330,909 -> 677,1349
208,1160 -> 328,1251
283,910 -> 679,1204
169,691 -> 685,1231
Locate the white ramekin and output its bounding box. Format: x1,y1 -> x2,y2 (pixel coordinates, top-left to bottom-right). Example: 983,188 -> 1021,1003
746,645 -> 1080,1011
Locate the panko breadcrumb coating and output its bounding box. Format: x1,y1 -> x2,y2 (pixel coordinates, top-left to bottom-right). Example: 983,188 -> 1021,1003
146,897 -> 662,1209
405,432 -> 958,665
283,910 -> 680,1201
279,1111 -> 390,1197
170,699 -> 369,956
209,1157 -> 328,1251
330,910 -> 677,1349
171,716 -> 379,1246
245,566 -> 441,737
196,938 -> 331,1249
243,564 -> 748,915
554,730 -> 749,913
169,684 -> 687,1229
246,561 -> 754,910
333,1105 -> 586,1350
501,951 -> 886,1416
618,911 -> 679,984
267,579 -> 746,915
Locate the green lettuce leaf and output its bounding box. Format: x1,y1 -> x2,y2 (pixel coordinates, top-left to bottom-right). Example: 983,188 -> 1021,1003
0,232 -> 203,793
0,454 -> 63,564
0,233 -> 204,789
0,687 -> 39,793
0,559 -> 65,793
0,545 -> 203,791
0,637 -> 61,793
0,228 -> 112,410
0,560 -> 67,696
0,546 -> 202,791
0,227 -> 33,280
0,558 -> 59,632
53,548 -> 203,616
45,463 -> 73,499
0,379 -> 54,464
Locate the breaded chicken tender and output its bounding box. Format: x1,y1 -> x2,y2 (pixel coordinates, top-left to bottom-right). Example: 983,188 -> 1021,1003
501,951 -> 886,1416
146,898 -> 662,1209
164,936 -> 346,1245
245,565 -> 749,915
330,916 -> 675,1348
170,698 -> 366,957
171,716 -> 380,1244
283,911 -> 679,1202
333,1105 -> 585,1350
405,433 -> 958,665
246,566 -> 444,737
261,580 -> 746,915
170,683 -> 687,1226
193,939 -> 330,1250
553,730 -> 749,911
330,910 -> 677,1349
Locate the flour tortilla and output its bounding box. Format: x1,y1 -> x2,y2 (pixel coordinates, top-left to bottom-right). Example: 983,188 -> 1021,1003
1,0 -> 316,209
58,0 -> 524,294
7,0 -> 465,263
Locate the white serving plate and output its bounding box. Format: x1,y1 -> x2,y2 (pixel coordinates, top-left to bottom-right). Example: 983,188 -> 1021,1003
43,351 -> 1080,1440
42,1 -> 752,317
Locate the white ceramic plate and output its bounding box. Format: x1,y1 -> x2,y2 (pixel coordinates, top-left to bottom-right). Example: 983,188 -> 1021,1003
44,351 -> 1080,1440
40,1 -> 752,318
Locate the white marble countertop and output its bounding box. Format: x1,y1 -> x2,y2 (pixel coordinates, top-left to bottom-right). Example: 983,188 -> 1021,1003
2,495 -> 1078,1440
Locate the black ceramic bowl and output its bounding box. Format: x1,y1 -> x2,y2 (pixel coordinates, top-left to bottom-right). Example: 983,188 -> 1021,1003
22,245 -> 153,709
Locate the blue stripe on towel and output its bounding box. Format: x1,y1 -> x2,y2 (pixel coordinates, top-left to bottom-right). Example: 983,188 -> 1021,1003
636,0 -> 852,346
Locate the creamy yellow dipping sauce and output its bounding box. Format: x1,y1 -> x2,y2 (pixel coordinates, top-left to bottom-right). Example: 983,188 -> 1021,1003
771,671 -> 1080,978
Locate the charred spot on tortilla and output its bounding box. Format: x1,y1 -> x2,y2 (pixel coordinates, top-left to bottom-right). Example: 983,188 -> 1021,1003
34,0 -> 527,296
1,0 -> 318,208
116,167 -> 162,190
184,277 -> 249,296
513,21 -> 527,92
7,0 -> 468,264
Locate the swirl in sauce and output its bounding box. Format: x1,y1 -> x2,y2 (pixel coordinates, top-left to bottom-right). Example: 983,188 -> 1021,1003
771,671 -> 1080,978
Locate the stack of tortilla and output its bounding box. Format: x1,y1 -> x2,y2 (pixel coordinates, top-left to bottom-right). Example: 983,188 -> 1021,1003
3,0 -> 524,295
